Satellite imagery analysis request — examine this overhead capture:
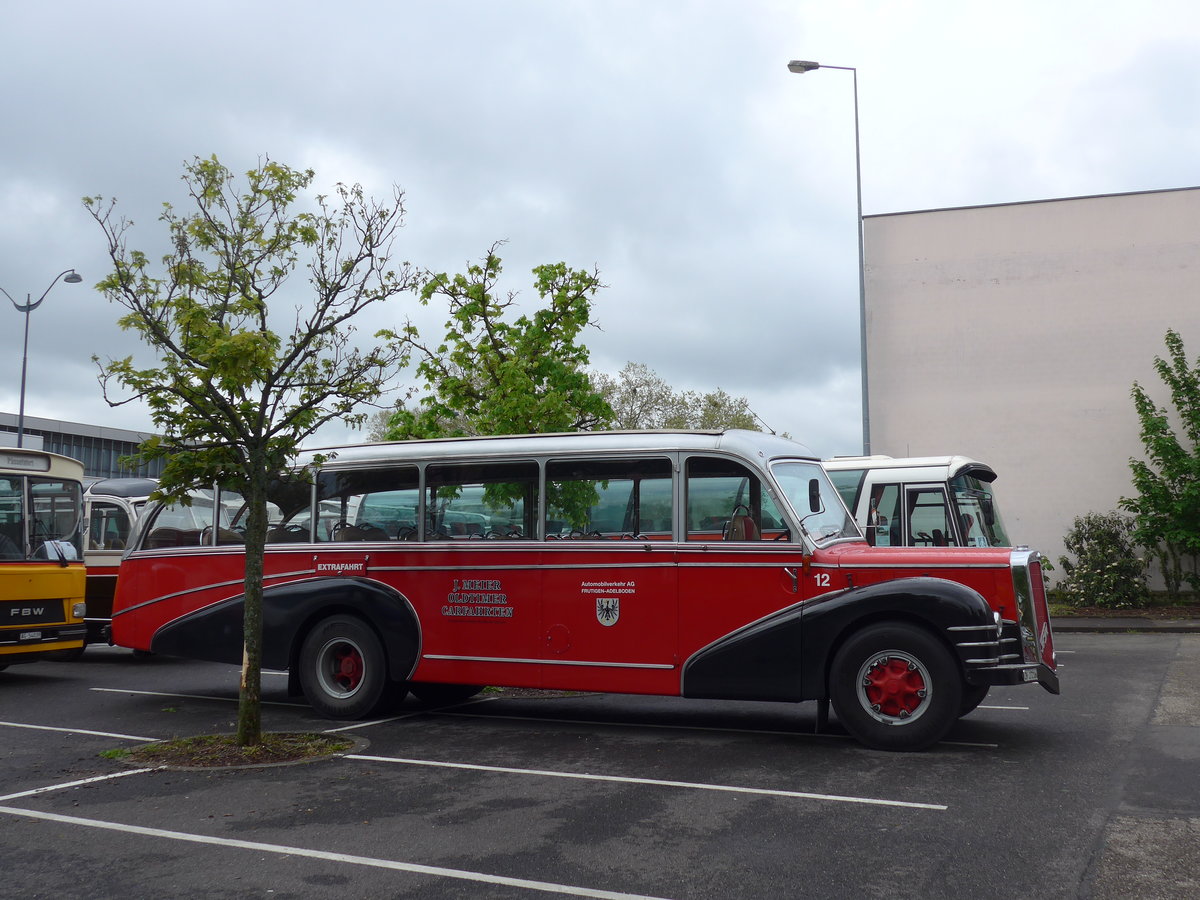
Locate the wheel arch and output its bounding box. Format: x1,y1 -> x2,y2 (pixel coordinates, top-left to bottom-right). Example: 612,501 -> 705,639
801,576 -> 994,700
274,578 -> 421,692
150,576 -> 421,689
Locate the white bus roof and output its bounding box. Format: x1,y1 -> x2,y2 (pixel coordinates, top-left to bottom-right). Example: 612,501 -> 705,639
298,429 -> 819,469
85,477 -> 159,499
823,455 -> 997,484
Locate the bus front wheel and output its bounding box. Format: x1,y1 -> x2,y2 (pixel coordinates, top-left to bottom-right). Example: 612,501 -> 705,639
829,622 -> 962,751
299,615 -> 390,719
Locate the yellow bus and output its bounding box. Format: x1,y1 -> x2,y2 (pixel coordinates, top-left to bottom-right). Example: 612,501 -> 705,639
0,447 -> 86,668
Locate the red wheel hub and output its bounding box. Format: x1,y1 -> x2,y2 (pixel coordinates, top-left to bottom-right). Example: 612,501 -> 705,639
863,655 -> 927,718
331,646 -> 363,691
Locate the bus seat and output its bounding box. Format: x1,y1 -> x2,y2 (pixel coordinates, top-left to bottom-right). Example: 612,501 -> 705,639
332,524 -> 363,541
355,524 -> 389,541
727,506 -> 760,541
146,527 -> 185,548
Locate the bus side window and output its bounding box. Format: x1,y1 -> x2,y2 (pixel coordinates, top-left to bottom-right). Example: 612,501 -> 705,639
864,483 -> 899,547
686,457 -> 788,541
425,461 -> 539,539
89,502 -> 132,550
315,467 -> 419,541
545,457 -> 672,539
828,468 -> 866,515
906,487 -> 955,547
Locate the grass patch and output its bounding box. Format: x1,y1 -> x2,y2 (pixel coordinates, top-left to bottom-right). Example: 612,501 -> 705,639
109,732 -> 353,768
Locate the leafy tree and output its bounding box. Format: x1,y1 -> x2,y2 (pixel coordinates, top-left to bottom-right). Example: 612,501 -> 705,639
594,361 -> 763,431
592,362 -> 683,428
86,156 -> 417,745
674,386 -> 759,431
1121,329 -> 1200,600
382,242 -> 612,438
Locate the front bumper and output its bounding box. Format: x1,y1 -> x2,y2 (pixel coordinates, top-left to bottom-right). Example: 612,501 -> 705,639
968,661 -> 1060,694
951,619 -> 1059,695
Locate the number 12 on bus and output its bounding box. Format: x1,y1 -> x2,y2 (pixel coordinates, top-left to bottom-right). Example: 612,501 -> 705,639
111,430 -> 1058,751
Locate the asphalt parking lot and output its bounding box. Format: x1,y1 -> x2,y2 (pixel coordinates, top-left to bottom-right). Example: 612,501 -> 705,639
2,633 -> 1198,900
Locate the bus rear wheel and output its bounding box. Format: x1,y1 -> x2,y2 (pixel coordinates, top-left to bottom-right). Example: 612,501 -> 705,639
830,622 -> 962,751
299,615 -> 390,719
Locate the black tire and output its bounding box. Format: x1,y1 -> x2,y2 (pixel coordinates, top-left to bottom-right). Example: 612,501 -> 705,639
298,615 -> 391,719
829,622 -> 963,751
409,682 -> 484,705
959,683 -> 990,717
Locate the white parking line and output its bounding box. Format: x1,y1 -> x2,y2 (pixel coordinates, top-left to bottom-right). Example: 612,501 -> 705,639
0,768 -> 158,803
348,753 -> 949,810
0,720 -> 159,742
322,696 -> 500,733
0,805 -> 675,900
90,687 -> 307,708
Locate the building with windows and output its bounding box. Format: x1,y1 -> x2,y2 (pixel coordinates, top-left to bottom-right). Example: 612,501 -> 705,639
863,186 -> 1200,575
0,412 -> 163,479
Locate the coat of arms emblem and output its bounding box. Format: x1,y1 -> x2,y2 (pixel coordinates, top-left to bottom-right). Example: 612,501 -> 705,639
596,596 -> 619,626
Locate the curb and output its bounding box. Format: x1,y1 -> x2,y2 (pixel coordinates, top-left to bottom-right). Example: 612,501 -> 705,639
1053,618 -> 1200,634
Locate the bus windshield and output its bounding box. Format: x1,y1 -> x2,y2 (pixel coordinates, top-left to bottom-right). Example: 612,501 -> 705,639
0,474 -> 83,561
951,475 -> 1010,547
770,461 -> 860,545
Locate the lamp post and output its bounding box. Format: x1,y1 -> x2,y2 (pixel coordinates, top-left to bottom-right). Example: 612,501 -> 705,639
787,59 -> 870,454
1,268 -> 83,447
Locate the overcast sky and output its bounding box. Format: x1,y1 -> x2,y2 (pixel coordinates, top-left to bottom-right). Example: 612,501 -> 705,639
3,1 -> 1198,458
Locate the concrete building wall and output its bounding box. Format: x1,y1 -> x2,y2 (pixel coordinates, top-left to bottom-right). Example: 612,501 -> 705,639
863,187 -> 1200,575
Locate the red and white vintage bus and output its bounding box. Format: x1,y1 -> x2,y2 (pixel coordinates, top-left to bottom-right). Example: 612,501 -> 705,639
110,430 -> 1058,751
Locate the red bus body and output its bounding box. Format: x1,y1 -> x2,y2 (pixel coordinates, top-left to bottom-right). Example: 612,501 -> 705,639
111,430 -> 1057,750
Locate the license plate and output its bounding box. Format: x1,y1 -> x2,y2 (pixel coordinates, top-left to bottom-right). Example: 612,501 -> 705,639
1022,668 -> 1037,683
20,631 -> 42,641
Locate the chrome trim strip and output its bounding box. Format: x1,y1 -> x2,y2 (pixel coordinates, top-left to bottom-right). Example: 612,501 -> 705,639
422,654 -> 674,670
833,562 -> 1010,570
1010,549 -> 1044,664
370,562 -> 677,574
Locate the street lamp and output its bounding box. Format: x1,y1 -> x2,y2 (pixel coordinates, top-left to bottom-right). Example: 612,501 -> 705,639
1,268 -> 83,447
787,59 -> 871,454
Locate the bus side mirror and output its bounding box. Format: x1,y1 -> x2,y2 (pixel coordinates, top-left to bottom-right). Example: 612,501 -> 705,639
808,479 -> 823,513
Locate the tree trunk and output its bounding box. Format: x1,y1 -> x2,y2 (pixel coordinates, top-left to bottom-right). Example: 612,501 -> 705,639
236,474 -> 268,746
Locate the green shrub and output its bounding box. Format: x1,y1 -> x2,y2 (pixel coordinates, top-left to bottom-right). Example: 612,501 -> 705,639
1057,512 -> 1151,609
